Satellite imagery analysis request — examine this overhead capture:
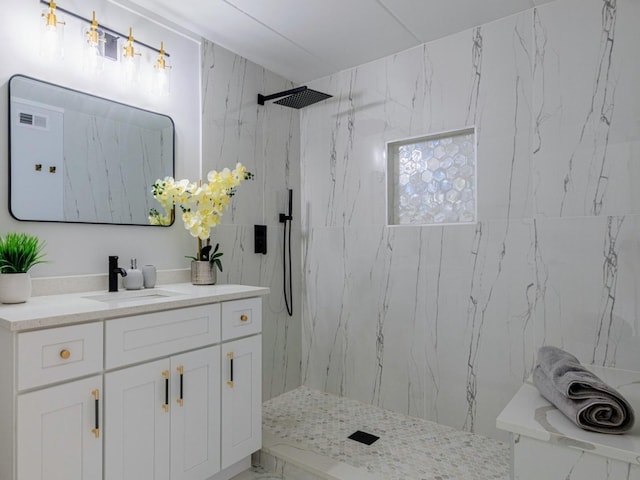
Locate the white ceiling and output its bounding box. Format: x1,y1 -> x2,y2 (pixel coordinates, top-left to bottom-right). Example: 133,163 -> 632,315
123,0 -> 554,84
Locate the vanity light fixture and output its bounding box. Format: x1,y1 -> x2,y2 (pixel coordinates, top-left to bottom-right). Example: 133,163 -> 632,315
122,28 -> 141,84
152,42 -> 172,96
40,0 -> 65,60
36,0 -> 173,96
82,11 -> 105,74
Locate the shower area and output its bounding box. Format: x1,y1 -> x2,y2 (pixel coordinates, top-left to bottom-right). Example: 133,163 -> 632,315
296,0 -> 640,448
202,0 -> 640,476
242,387 -> 509,480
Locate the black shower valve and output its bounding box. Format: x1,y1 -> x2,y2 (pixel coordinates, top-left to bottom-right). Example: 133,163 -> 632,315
254,225 -> 267,255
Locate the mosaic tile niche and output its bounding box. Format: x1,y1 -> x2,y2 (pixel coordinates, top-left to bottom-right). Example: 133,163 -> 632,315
388,128 -> 476,225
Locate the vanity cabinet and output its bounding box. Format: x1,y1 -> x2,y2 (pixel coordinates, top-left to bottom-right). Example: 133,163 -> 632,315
0,285 -> 266,480
17,375 -> 103,480
105,358 -> 171,480
15,322 -> 104,480
221,335 -> 262,469
105,346 -> 221,480
171,347 -> 222,480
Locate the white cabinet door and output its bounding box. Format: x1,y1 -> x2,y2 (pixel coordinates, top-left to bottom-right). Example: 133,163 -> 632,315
105,358 -> 171,480
170,346 -> 221,480
221,334 -> 262,469
17,375 -> 102,480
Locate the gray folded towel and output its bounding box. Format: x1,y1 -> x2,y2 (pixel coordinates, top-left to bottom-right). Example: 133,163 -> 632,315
533,346 -> 635,434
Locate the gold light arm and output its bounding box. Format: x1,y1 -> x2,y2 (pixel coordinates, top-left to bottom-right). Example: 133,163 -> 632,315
43,1 -> 65,28
155,41 -> 168,70
123,27 -> 140,58
86,11 -> 103,45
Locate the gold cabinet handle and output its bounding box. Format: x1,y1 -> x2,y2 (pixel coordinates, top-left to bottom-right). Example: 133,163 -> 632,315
240,314 -> 248,322
60,349 -> 71,360
177,366 -> 184,406
92,390 -> 100,438
227,352 -> 234,388
162,370 -> 170,412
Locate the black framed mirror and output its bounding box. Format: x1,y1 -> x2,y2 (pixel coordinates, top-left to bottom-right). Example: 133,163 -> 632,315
8,74 -> 175,226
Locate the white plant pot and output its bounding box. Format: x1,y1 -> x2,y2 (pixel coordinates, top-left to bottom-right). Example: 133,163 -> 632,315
0,272 -> 32,304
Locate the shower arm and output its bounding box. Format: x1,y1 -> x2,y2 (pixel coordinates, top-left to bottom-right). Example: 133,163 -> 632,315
258,86 -> 308,105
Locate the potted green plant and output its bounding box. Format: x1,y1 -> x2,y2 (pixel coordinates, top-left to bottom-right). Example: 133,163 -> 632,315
0,232 -> 47,303
149,163 -> 253,285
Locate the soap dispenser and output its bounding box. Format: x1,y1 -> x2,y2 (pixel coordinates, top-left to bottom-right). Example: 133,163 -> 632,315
123,258 -> 144,290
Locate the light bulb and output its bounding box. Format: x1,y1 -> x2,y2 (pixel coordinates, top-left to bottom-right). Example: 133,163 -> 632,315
123,56 -> 138,84
40,2 -> 64,60
42,27 -> 59,57
155,69 -> 169,96
85,45 -> 100,71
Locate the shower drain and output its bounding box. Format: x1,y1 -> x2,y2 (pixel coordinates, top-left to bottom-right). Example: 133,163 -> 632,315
348,430 -> 380,445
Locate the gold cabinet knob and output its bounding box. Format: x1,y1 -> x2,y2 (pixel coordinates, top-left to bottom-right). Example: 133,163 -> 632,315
240,314 -> 248,322
60,349 -> 71,360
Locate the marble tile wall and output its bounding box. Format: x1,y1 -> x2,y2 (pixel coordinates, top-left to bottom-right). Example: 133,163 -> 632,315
300,0 -> 640,441
64,113 -> 171,224
200,40 -> 302,401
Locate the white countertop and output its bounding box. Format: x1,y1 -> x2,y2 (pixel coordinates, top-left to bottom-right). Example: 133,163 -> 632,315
0,283 -> 269,332
497,365 -> 640,465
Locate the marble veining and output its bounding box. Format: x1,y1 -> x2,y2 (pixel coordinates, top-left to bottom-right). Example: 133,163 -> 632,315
560,0 -> 618,217
498,365 -> 640,479
63,111 -> 171,224
464,222 -> 485,433
466,27 -> 483,126
515,435 -> 639,479
498,365 -> 640,465
531,8 -> 547,158
461,15 -> 532,423
592,216 -> 624,366
301,0 -> 640,443
201,39 -> 302,401
371,229 -> 390,406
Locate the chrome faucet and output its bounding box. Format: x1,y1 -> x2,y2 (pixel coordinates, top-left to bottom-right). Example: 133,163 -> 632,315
108,255 -> 127,292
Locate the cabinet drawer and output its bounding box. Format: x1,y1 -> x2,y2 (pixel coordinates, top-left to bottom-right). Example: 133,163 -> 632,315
106,304 -> 220,369
221,298 -> 261,341
17,322 -> 103,390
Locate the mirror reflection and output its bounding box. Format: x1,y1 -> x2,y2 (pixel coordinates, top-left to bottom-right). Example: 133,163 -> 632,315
8,74 -> 174,226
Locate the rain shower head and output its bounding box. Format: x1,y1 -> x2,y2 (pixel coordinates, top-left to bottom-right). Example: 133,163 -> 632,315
258,86 -> 332,109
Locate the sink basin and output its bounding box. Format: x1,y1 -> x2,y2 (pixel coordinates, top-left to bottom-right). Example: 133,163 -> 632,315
83,289 -> 181,304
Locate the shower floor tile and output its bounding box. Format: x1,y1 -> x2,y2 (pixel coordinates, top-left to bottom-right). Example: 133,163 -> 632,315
251,386 -> 510,480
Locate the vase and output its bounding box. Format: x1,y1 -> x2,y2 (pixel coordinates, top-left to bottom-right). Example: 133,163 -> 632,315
0,272 -> 32,304
142,265 -> 157,288
190,261 -> 216,285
